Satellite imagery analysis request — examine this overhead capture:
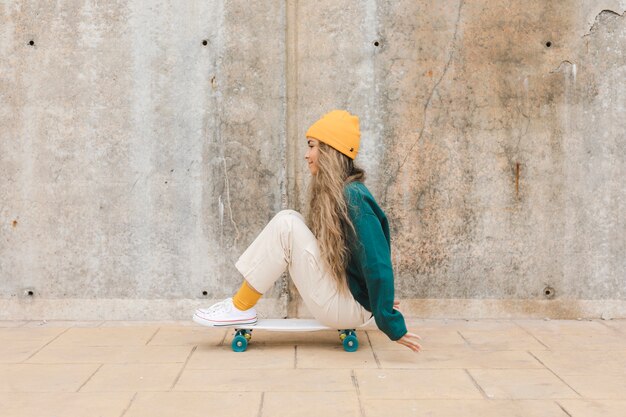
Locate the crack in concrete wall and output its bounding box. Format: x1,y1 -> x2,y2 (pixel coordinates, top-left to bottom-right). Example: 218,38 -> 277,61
584,9 -> 626,37
381,0 -> 465,205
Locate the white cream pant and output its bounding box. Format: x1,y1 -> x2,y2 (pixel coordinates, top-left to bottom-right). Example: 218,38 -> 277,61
234,210 -> 372,329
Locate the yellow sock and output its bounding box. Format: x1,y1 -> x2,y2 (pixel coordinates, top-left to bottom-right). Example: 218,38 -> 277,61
232,281 -> 262,311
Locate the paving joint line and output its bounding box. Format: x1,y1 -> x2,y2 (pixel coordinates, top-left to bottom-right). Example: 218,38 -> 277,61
22,360 -> 189,365
456,330 -> 472,346
76,363 -> 103,392
170,345 -> 197,390
145,327 -> 160,345
513,321 -> 550,349
463,368 -> 490,399
21,326 -> 73,363
364,331 -> 381,368
171,389 -> 355,393
256,392 -> 265,417
351,369 -> 366,417
525,349 -> 547,368
119,392 -> 138,417
526,351 -> 583,397
554,400 -> 573,417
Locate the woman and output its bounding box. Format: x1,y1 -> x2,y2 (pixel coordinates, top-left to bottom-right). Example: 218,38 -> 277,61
194,110 -> 422,352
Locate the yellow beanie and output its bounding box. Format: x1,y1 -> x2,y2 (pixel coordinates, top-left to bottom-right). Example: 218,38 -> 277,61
305,110 -> 360,160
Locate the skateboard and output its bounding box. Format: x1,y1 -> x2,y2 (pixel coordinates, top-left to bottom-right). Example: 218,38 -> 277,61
193,317 -> 373,352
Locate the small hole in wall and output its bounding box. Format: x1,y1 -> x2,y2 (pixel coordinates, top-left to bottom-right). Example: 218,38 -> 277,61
543,286 -> 555,299
29,40 -> 35,46
202,39 -> 208,46
545,41 -> 552,47
27,290 -> 34,296
373,41 -> 380,47
202,290 -> 208,296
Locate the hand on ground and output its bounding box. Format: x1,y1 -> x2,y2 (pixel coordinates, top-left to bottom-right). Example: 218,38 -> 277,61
396,332 -> 422,352
393,300 -> 421,351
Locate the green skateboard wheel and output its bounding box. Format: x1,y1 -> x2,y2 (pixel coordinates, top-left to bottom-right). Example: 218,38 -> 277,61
232,334 -> 248,352
342,331 -> 358,352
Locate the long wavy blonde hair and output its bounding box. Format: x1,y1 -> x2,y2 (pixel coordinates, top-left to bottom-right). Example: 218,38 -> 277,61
305,141 -> 366,294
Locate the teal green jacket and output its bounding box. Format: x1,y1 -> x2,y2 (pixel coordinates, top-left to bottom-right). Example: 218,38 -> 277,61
344,181 -> 408,341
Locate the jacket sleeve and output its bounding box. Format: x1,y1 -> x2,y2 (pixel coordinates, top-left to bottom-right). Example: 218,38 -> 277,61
350,211 -> 408,341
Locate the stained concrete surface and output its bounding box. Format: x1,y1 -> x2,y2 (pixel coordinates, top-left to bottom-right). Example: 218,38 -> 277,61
0,1 -> 624,320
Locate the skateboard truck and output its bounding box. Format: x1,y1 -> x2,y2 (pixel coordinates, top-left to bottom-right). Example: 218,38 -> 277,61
338,329 -> 359,352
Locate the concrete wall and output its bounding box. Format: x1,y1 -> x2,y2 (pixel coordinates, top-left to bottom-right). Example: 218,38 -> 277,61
1,0 -> 624,320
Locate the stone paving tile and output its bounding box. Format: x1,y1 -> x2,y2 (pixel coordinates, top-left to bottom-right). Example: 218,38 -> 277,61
147,326 -> 227,346
559,375 -> 626,399
49,326 -> 159,347
0,320 -> 27,327
407,319 -> 528,332
125,392 -> 262,417
174,369 -> 354,392
79,363 -> 183,392
530,333 -> 626,350
515,319 -> 615,335
26,345 -> 193,364
376,348 -> 543,369
99,320 -> 197,327
354,369 -> 483,399
362,399 -> 569,417
0,327 -> 67,344
263,391 -> 360,417
0,327 -> 67,363
457,328 -> 549,351
22,320 -> 105,328
515,319 -> 626,350
367,328 -> 467,351
600,319 -> 626,334
468,369 -> 581,399
557,399 -> 626,417
187,344 -> 295,369
1,319 -> 624,409
530,350 -> 626,375
0,363 -> 99,392
0,392 -> 134,417
296,344 -> 378,368
0,344 -> 36,364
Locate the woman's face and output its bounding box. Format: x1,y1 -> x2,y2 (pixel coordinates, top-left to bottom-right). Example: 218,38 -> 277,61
305,137 -> 320,175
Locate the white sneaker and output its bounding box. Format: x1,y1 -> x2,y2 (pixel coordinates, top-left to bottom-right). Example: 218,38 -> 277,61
193,297 -> 258,327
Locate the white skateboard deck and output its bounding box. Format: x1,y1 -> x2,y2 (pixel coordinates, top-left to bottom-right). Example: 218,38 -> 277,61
193,316 -> 375,331
223,319 -> 344,331
193,316 -> 375,352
